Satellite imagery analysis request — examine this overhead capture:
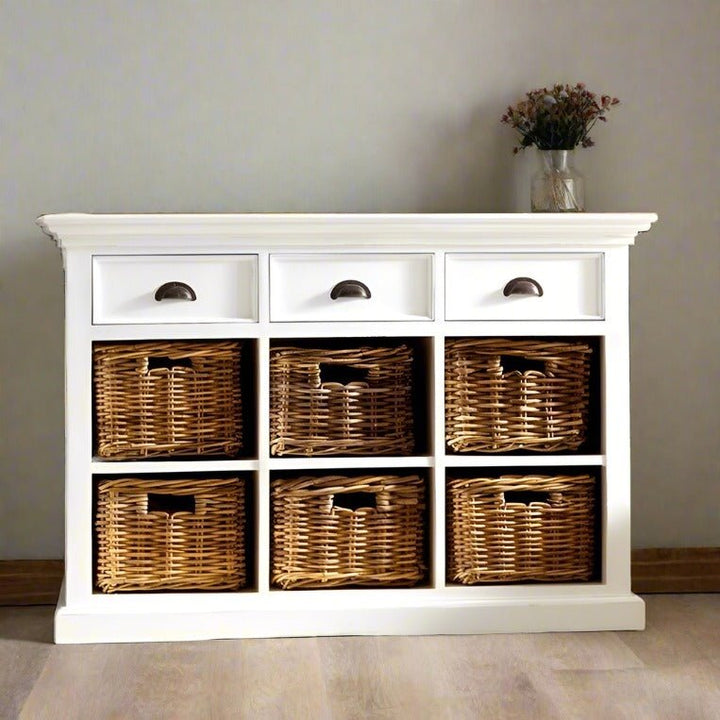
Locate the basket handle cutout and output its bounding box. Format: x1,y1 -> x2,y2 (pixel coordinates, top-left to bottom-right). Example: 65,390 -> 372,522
147,356 -> 193,372
332,491 -> 377,512
503,490 -> 551,506
500,355 -> 546,375
147,493 -> 195,516
319,363 -> 369,385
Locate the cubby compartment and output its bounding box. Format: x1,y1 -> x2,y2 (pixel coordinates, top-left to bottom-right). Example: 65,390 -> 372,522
445,337 -> 598,453
271,471 -> 429,589
93,339 -> 256,459
270,338 -> 431,457
94,474 -> 254,593
446,470 -> 599,584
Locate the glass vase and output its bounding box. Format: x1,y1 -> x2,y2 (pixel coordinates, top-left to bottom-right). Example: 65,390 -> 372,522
531,149 -> 585,212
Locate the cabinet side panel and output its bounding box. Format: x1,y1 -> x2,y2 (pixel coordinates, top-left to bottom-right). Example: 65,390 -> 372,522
63,250 -> 94,606
602,247 -> 632,593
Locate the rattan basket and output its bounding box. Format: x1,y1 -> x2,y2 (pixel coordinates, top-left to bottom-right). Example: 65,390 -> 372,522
96,477 -> 246,592
270,345 -> 414,456
94,340 -> 243,459
271,474 -> 426,589
445,338 -> 592,453
447,474 -> 596,584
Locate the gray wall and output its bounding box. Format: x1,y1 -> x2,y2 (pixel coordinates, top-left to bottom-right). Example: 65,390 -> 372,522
1,1 -> 718,557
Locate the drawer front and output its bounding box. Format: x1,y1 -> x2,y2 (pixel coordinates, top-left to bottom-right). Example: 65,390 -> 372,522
270,253 -> 433,322
93,255 -> 258,324
445,253 -> 603,320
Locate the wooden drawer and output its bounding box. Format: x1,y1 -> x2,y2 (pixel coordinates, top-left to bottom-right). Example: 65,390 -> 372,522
93,255 -> 258,324
269,253 -> 433,322
445,253 -> 603,320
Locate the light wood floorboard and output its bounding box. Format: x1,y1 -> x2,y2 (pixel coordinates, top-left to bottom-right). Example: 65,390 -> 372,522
1,595 -> 718,720
0,608 -> 54,720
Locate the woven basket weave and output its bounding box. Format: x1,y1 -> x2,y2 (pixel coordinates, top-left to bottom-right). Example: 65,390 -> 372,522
96,477 -> 246,592
445,338 -> 592,453
94,340 -> 242,459
270,345 -> 414,456
447,474 -> 595,584
271,474 -> 426,589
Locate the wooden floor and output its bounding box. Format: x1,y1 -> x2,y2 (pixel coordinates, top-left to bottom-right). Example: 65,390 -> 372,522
1,595 -> 719,719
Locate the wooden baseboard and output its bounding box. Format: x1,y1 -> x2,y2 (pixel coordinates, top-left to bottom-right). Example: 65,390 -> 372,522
631,547 -> 720,593
1,550 -> 718,605
0,560 -> 64,606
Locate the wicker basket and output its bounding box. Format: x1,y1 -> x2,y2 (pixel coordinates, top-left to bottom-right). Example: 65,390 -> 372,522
270,345 -> 414,456
96,477 -> 246,592
94,340 -> 242,459
447,474 -> 596,584
445,338 -> 592,453
271,474 -> 426,589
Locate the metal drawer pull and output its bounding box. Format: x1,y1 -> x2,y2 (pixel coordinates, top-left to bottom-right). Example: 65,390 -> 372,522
330,279 -> 371,300
154,281 -> 197,302
503,277 -> 544,297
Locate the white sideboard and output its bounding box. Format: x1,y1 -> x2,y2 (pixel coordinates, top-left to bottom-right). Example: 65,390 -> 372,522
39,212 -> 657,644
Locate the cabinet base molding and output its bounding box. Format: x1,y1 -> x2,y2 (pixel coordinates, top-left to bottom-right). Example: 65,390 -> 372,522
631,547 -> 720,593
53,584 -> 645,644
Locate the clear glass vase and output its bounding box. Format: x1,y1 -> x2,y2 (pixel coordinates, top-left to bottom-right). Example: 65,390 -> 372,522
531,149 -> 585,212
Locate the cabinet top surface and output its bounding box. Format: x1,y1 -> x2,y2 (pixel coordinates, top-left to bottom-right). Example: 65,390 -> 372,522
37,212 -> 657,249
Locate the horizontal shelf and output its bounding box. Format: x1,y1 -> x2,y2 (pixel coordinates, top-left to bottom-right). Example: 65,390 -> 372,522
90,322 -> 440,341
268,456 -> 434,470
91,323 -> 264,341
443,455 -> 605,468
90,320 -> 613,341
90,456 -> 604,473
91,459 -> 260,474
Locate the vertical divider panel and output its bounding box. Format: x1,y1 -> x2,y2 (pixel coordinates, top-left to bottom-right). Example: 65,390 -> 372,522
256,252 -> 271,592
431,250 -> 446,588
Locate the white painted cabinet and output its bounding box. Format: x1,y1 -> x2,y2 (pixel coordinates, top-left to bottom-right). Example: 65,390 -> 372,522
39,212 -> 656,644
